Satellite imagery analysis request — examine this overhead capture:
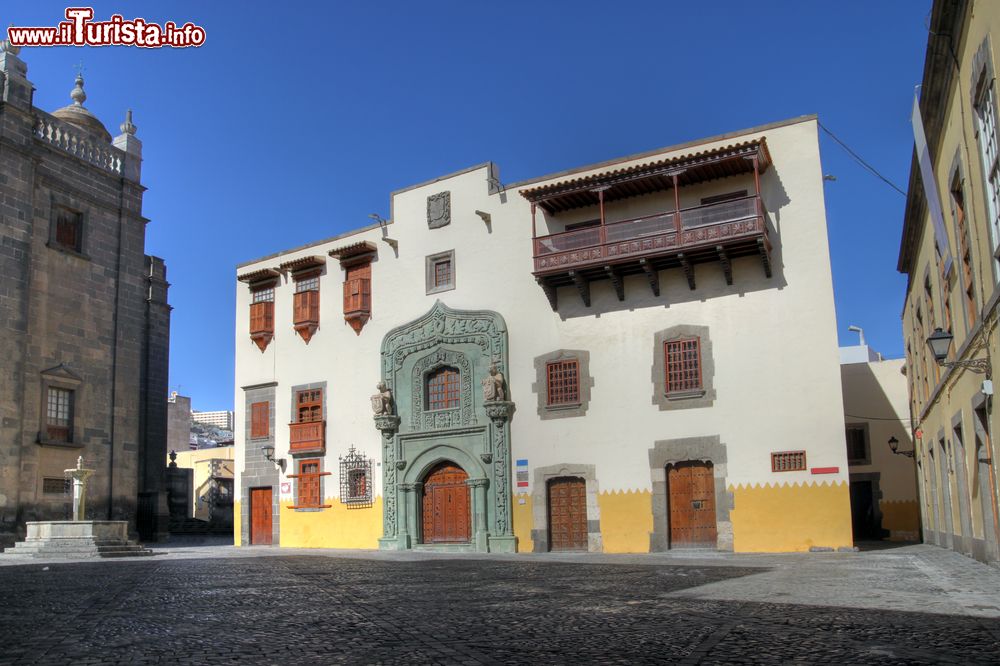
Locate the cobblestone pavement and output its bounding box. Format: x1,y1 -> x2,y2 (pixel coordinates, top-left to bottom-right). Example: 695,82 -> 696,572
2,544 -> 1000,664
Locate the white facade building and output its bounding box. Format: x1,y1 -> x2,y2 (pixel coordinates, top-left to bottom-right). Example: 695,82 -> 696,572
233,115 -> 853,553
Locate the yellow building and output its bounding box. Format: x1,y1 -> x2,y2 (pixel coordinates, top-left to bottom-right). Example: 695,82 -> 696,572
899,0 -> 1000,564
166,447 -> 235,525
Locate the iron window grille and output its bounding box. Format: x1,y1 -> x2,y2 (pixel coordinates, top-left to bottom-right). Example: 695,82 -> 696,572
771,450 -> 807,472
546,359 -> 580,405
339,446 -> 373,508
665,337 -> 702,393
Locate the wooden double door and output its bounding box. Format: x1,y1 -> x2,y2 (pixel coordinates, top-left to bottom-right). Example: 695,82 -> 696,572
250,487 -> 273,545
667,461 -> 717,548
421,462 -> 470,543
548,477 -> 588,551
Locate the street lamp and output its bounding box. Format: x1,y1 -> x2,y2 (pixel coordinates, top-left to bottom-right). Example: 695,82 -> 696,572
926,328 -> 991,376
260,445 -> 285,471
887,435 -> 914,458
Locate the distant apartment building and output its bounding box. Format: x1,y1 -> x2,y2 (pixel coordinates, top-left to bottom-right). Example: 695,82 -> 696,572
0,43 -> 171,545
840,341 -> 920,542
233,115 -> 853,553
192,410 -> 235,431
899,0 -> 1000,564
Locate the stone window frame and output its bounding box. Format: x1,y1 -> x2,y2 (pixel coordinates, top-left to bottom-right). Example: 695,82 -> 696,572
47,193 -> 89,259
37,366 -> 83,448
425,250 -> 456,295
845,422 -> 871,466
651,324 -> 715,411
529,463 -> 603,553
531,349 -> 594,419
648,436 -> 733,552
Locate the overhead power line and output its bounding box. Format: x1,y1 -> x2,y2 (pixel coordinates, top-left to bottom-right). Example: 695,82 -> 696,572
818,121 -> 907,197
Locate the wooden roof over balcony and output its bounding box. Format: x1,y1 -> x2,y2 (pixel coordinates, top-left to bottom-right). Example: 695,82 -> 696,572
520,138 -> 771,214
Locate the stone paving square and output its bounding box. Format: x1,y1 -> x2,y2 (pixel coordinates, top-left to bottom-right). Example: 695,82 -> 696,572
1,543 -> 1000,664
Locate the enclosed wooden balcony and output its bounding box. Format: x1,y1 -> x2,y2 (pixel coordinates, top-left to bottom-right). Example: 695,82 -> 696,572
522,138 -> 774,310
293,289 -> 320,343
289,420 -> 325,455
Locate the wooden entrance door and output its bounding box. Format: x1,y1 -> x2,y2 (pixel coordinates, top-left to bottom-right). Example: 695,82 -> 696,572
421,462 -> 470,543
548,477 -> 588,551
668,461 -> 717,548
250,487 -> 273,545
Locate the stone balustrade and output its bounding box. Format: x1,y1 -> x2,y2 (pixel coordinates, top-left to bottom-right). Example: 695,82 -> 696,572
33,112 -> 124,175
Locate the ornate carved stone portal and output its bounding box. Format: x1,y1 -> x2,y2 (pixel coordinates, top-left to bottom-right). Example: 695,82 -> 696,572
375,300 -> 515,552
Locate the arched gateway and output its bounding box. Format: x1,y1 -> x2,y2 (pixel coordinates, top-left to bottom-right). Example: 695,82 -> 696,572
374,301 -> 516,553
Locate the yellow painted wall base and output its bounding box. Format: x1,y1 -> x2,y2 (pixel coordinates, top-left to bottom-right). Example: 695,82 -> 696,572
233,500 -> 241,546
513,493 -> 533,552
279,497 -> 383,549
599,489 -> 652,553
881,500 -> 920,541
730,481 -> 853,552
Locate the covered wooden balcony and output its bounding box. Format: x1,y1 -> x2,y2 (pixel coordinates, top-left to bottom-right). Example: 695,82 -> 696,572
522,139 -> 774,310
289,420 -> 325,455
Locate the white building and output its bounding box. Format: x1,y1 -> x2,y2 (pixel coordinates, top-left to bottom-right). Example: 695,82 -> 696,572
191,410 -> 234,431
233,115 -> 852,553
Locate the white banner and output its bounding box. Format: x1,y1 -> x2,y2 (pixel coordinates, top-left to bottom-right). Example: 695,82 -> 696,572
912,94 -> 953,275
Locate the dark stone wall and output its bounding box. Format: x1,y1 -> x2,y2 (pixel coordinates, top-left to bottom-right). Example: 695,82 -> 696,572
0,52 -> 170,546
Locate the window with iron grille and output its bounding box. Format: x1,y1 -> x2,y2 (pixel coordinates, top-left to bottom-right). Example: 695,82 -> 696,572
846,424 -> 870,464
250,401 -> 269,439
46,387 -> 73,443
296,389 -> 322,423
434,259 -> 451,289
546,359 -> 580,405
339,446 -> 373,508
771,451 -> 806,472
427,367 -> 460,410
53,206 -> 83,253
664,338 -> 702,393
42,477 -> 69,495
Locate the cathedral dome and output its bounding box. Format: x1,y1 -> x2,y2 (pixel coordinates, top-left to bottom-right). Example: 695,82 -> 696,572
51,73 -> 112,142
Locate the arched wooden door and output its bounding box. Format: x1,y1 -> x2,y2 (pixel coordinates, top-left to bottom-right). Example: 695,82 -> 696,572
548,477 -> 588,551
667,461 -> 717,548
421,462 -> 470,543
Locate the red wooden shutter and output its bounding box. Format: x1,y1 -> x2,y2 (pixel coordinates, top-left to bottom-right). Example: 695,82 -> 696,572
250,402 -> 269,438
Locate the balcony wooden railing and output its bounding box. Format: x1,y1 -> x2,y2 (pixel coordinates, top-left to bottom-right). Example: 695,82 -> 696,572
250,301 -> 274,335
343,278 -> 371,315
289,420 -> 325,454
249,301 -> 274,351
533,195 -> 767,272
293,290 -> 319,326
532,195 -> 772,310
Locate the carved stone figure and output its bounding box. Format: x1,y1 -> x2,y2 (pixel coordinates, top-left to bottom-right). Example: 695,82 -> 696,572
427,191 -> 451,229
482,362 -> 506,402
371,381 -> 394,415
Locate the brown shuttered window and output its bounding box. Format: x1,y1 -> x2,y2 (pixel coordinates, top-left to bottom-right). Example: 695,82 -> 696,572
546,359 -> 580,405
427,367 -> 460,410
296,389 -> 322,423
297,459 -> 322,508
250,401 -> 269,439
771,451 -> 806,472
665,337 -> 702,393
250,285 -> 275,335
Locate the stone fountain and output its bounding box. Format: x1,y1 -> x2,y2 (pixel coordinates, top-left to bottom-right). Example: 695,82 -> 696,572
3,457 -> 153,559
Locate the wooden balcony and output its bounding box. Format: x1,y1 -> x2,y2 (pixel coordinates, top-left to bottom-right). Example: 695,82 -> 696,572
249,301 -> 274,352
343,277 -> 371,335
532,195 -> 772,309
293,290 -> 320,343
289,420 -> 325,455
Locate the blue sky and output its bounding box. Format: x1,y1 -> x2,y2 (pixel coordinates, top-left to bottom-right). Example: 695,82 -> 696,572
9,1 -> 930,410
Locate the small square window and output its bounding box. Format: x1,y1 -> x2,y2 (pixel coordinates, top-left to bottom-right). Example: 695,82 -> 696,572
665,337 -> 702,393
425,251 -> 455,294
771,450 -> 807,472
546,359 -> 580,406
52,206 -> 83,253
